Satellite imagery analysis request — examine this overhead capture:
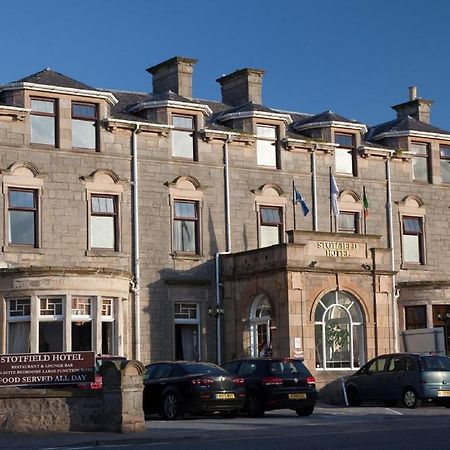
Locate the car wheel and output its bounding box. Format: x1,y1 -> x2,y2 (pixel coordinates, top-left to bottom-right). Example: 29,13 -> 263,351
220,410 -> 239,418
401,388 -> 421,409
295,405 -> 314,416
246,394 -> 265,417
346,387 -> 361,407
161,392 -> 184,420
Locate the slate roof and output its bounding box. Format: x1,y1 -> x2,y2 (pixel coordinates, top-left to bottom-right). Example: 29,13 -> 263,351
367,115 -> 450,140
14,69 -> 98,91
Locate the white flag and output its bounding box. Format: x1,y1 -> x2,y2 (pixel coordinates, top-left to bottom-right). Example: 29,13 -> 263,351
330,173 -> 340,218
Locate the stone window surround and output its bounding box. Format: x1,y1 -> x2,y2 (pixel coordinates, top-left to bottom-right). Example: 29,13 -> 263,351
253,119 -> 285,170
253,184 -> 288,248
82,170 -> 125,256
338,190 -> 364,234
397,196 -> 426,268
167,176 -> 204,259
1,163 -> 45,253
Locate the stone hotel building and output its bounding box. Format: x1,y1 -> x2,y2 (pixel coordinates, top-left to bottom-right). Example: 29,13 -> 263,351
1,56 -> 449,385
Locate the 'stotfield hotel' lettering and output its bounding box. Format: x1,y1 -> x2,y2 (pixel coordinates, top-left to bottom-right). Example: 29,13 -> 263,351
0,56 -> 449,385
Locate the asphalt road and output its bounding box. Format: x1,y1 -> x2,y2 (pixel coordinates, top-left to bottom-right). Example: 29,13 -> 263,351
7,403 -> 450,450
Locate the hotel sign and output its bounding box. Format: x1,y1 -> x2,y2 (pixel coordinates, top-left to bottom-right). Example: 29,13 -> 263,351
0,351 -> 95,386
314,240 -> 365,258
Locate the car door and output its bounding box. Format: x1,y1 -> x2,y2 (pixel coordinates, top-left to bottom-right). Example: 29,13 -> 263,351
380,356 -> 406,400
144,363 -> 172,411
355,356 -> 389,400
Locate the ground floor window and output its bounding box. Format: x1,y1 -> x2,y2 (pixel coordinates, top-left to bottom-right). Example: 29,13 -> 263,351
174,302 -> 200,360
405,305 -> 427,330
249,293 -> 272,357
5,295 -> 120,354
315,290 -> 365,370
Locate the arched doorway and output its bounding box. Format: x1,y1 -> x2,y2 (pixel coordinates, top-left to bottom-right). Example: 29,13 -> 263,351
314,290 -> 365,370
249,293 -> 272,357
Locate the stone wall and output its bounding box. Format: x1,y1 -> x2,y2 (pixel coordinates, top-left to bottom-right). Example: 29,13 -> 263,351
0,359 -> 145,434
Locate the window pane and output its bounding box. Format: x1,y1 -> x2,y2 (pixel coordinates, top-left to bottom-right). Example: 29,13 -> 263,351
10,191 -> 35,208
403,217 -> 421,233
406,306 -> 427,329
338,212 -> 357,233
72,119 -> 96,149
91,216 -> 115,248
257,125 -> 276,139
403,234 -> 420,262
257,139 -> 276,166
335,148 -> 353,174
441,160 -> 450,183
335,133 -> 354,147
39,321 -> 63,352
260,225 -> 280,247
31,115 -> 55,145
413,157 -> 428,181
102,321 -> 114,354
92,196 -> 115,214
440,145 -> 450,159
173,116 -> 193,129
72,103 -> 96,118
172,129 -> 194,158
175,201 -> 196,218
411,143 -> 428,156
9,210 -> 35,245
72,322 -> 92,351
174,303 -> 198,319
8,322 -> 31,353
352,324 -> 364,368
9,299 -> 31,317
31,99 -> 54,114
174,220 -> 196,252
260,207 -> 281,225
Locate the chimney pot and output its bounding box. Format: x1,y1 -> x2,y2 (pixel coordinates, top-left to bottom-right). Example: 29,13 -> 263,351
409,86 -> 417,101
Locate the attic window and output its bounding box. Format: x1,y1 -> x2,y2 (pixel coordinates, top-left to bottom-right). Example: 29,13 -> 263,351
172,115 -> 197,160
72,102 -> 98,150
335,132 -> 356,176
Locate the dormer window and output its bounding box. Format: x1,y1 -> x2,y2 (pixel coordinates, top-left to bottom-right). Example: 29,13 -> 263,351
72,102 -> 98,150
172,115 -> 196,160
30,98 -> 56,147
335,132 -> 356,176
256,125 -> 278,168
440,144 -> 450,183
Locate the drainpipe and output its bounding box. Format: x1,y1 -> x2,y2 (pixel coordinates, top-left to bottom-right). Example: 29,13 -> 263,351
386,156 -> 399,352
311,145 -> 318,231
214,134 -> 233,365
131,123 -> 141,361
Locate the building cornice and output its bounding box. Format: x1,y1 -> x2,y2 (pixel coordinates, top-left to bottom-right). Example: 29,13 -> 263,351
294,120 -> 367,133
128,100 -> 212,116
0,82 -> 118,105
102,117 -> 171,136
218,110 -> 293,125
372,129 -> 450,142
358,145 -> 394,159
0,104 -> 30,121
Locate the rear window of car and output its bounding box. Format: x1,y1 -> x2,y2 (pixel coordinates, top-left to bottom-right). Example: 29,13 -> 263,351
419,355 -> 450,371
182,363 -> 226,375
269,360 -> 310,377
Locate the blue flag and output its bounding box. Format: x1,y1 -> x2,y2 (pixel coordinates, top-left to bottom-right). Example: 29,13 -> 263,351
294,185 -> 310,216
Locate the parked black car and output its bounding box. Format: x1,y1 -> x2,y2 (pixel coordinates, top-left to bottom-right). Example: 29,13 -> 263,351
142,361 -> 246,420
345,352 -> 450,408
222,358 -> 317,417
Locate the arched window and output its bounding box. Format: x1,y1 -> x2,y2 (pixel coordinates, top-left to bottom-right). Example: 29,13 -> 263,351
249,294 -> 272,357
314,291 -> 365,370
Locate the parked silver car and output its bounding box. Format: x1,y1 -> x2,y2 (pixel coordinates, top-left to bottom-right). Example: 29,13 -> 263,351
345,353 -> 450,408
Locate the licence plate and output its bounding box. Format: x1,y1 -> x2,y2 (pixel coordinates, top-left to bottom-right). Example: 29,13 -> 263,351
215,393 -> 235,399
438,390 -> 450,397
288,393 -> 307,400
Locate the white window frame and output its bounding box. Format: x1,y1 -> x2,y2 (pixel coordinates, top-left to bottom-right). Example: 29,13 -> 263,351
174,302 -> 201,360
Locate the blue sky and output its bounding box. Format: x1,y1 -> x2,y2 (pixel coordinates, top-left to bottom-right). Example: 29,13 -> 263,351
2,0 -> 450,129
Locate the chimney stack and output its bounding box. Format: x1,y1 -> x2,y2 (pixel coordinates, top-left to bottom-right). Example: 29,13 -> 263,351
146,56 -> 197,98
392,86 -> 433,124
216,68 -> 265,106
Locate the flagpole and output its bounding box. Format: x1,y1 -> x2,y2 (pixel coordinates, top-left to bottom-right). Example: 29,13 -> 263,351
292,181 -> 297,231
329,167 -> 333,232
363,185 -> 367,235
311,147 -> 318,231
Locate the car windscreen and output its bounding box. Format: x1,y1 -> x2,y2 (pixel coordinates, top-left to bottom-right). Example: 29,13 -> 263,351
419,355 -> 450,371
269,360 -> 310,377
182,362 -> 227,375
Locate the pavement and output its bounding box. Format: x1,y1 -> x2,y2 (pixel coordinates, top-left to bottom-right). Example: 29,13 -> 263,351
0,402 -> 344,449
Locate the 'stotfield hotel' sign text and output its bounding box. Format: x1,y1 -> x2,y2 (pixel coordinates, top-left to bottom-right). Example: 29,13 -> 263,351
316,241 -> 361,258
